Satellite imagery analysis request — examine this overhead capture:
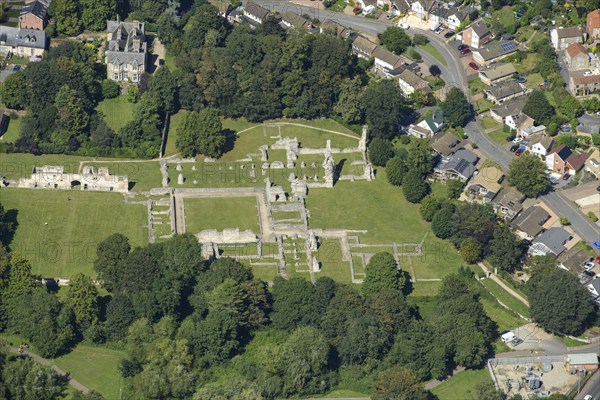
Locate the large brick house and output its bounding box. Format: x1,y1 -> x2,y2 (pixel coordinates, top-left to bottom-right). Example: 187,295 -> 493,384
565,43 -> 590,71
461,18 -> 491,49
587,9 -> 600,40
545,144 -> 589,175
569,74 -> 600,97
19,0 -> 49,30
105,20 -> 147,83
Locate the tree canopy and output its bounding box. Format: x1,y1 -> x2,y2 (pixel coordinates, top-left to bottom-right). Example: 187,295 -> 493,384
507,154 -> 550,197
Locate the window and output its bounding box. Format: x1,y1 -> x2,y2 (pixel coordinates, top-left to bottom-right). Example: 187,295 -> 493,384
123,72 -> 128,79
132,74 -> 138,81
113,73 -> 119,80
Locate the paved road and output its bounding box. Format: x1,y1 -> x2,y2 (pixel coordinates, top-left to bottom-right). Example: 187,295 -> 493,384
574,368 -> 600,400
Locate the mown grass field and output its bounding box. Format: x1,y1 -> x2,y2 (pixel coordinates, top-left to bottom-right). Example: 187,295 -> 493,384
420,43 -> 447,67
50,344 -> 126,400
184,197 -> 260,234
96,96 -> 136,132
481,278 -> 530,318
0,189 -> 147,278
431,368 -> 493,400
0,114 -> 21,143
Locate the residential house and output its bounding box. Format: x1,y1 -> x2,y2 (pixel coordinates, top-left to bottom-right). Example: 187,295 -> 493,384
478,63 -> 517,86
19,0 -> 49,30
565,43 -> 591,71
585,148 -> 600,178
505,112 -> 531,132
569,74 -> 600,97
558,248 -> 591,275
373,47 -> 409,77
433,148 -> 479,182
105,20 -> 147,83
519,123 -> 546,139
587,277 -> 600,298
461,18 -> 491,49
528,227 -> 572,256
227,8 -> 242,24
512,206 -> 551,240
490,97 -> 528,124
525,134 -> 553,158
410,0 -> 443,21
493,187 -> 525,220
445,7 -> 468,31
243,3 -> 272,24
352,35 -> 378,59
484,80 -> 527,104
0,26 -> 46,58
397,68 -> 431,97
550,27 -> 582,50
465,165 -> 503,203
281,11 -> 313,30
208,0 -> 232,17
320,20 -> 352,39
407,108 -> 445,138
472,41 -> 519,65
431,131 -> 459,156
545,144 -> 590,175
587,9 -> 600,40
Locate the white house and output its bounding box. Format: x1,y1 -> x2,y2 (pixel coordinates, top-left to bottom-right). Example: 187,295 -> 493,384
549,27 -> 582,50
527,134 -> 553,158
243,3 -> 271,24
445,7 -> 468,30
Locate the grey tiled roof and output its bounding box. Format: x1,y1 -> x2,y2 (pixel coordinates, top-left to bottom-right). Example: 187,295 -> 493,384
532,227 -> 571,255
20,0 -> 48,20
0,26 -> 46,50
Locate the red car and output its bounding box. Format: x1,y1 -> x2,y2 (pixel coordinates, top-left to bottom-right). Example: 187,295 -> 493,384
468,62 -> 479,70
460,48 -> 471,55
514,148 -> 523,156
594,256 -> 600,263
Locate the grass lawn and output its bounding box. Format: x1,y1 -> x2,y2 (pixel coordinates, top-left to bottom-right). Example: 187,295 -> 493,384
420,43 -> 447,67
489,127 -> 511,144
480,296 -> 526,332
468,78 -> 486,95
524,73 -> 544,90
480,278 -> 530,318
164,110 -> 188,157
50,344 -> 126,400
184,197 -> 260,234
96,96 -> 136,132
475,98 -> 495,113
0,189 -> 148,278
431,182 -> 449,199
561,336 -> 589,347
481,116 -> 501,130
431,368 -> 492,400
0,114 -> 22,143
164,50 -> 178,71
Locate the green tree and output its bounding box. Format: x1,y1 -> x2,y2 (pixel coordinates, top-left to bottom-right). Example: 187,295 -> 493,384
0,203 -> 15,246
334,76 -> 364,124
1,71 -> 29,109
529,268 -> 594,335
80,0 -> 116,31
406,139 -> 434,176
402,169 -> 430,203
53,0 -> 82,36
362,80 -> 406,139
105,294 -> 136,341
431,203 -> 456,239
419,195 -> 443,222
94,233 -> 131,291
66,273 -> 99,331
379,27 -> 412,54
522,89 -> 555,125
363,252 -> 405,297
194,376 -> 263,400
271,277 -> 319,331
2,357 -> 65,400
373,366 -> 428,400
54,84 -> 90,140
582,97 -> 600,113
101,79 -> 120,99
507,154 -> 550,197
385,155 -> 408,186
440,88 -> 472,128
447,179 -> 465,199
175,108 -> 226,158
369,137 -> 394,167
149,67 -> 178,113
460,238 -> 482,264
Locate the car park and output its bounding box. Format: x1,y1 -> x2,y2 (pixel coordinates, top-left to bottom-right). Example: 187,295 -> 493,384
460,48 -> 471,55
468,62 -> 479,70
458,44 -> 468,50
444,31 -> 455,38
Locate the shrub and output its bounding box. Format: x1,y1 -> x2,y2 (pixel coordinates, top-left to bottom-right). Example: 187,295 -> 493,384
588,212 -> 598,222
101,79 -> 120,99
408,48 -> 422,61
413,34 -> 429,46
559,216 -> 570,225
368,137 -> 394,166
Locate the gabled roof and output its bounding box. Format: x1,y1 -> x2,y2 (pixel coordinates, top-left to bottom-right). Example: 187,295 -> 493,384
244,3 -> 271,21
559,248 -> 591,273
513,206 -> 550,238
431,132 -> 459,156
532,227 -> 571,255
474,41 -> 518,61
485,80 -> 525,100
0,26 -> 46,50
566,42 -> 588,58
446,7 -> 468,21
424,108 -> 444,132
470,166 -> 503,194
373,46 -> 405,69
479,63 -> 517,82
571,74 -> 600,85
320,20 -> 351,38
556,27 -> 582,38
490,96 -> 529,118
493,187 -> 525,213
566,152 -> 589,171
20,0 -> 48,20
548,144 -> 572,162
282,11 -> 312,29
352,35 -> 378,56
397,68 -> 430,89
527,134 -> 553,150
467,18 -> 491,38
588,9 -> 600,31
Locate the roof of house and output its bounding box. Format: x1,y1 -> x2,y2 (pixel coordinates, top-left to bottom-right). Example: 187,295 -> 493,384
588,9 -> 600,31
468,18 -> 491,38
565,42 -> 588,58
320,20 -> 351,38
470,166 -> 503,194
446,7 -> 468,21
373,46 -> 405,69
107,21 -> 146,54
485,80 -> 525,100
20,0 -> 48,20
532,227 -> 571,255
513,206 -> 550,238
494,187 -> 525,214
522,125 -> 546,136
571,74 -> 600,85
527,134 -> 553,150
431,131 -> 459,156
589,278 -> 600,295
424,108 -> 444,132
566,353 -> 599,365
586,148 -> 600,173
474,41 -> 519,61
0,26 -> 46,50
479,63 -> 517,82
244,3 -> 271,20
398,68 -> 430,90
352,35 -> 378,55
437,148 -> 478,179
490,96 -> 529,118
566,151 -> 589,171
556,27 -> 582,38
282,11 -> 312,29
559,248 -> 591,273
549,144 -> 573,162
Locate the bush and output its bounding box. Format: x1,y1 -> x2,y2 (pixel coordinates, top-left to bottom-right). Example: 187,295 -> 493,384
126,86 -> 139,103
588,212 -> 598,222
368,137 -> 394,167
413,34 -> 429,46
101,80 -> 120,99
407,48 -> 422,61
386,156 -> 407,186
592,134 -> 600,146
559,216 -> 570,226
400,135 -> 410,145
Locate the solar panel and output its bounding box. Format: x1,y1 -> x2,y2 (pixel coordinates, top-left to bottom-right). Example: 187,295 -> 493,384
500,42 -> 516,52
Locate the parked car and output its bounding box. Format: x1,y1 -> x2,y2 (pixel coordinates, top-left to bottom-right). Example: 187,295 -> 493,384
584,71 -> 594,76
444,31 -> 455,38
386,13 -> 393,20
595,256 -> 600,263
468,62 -> 480,70
435,26 -> 444,34
352,7 -> 361,12
510,144 -> 519,152
562,173 -> 570,180
11,65 -> 20,72
596,185 -> 600,192
460,48 -> 471,55
584,261 -> 596,271
593,242 -> 600,250
512,137 -> 523,143
510,337 -> 523,346
398,22 -> 409,29
458,44 -> 468,50
514,148 -> 523,156
584,270 -> 596,277
583,395 -> 592,400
